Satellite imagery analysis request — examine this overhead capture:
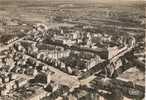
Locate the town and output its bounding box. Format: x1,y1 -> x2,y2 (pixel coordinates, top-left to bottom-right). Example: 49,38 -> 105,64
0,0 -> 145,100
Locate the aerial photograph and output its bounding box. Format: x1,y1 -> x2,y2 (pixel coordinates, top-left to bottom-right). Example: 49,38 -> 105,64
0,0 -> 145,100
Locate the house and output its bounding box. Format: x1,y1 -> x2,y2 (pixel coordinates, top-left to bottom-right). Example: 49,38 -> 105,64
15,78 -> 27,88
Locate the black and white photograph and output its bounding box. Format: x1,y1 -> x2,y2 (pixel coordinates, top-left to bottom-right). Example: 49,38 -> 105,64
0,0 -> 145,100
